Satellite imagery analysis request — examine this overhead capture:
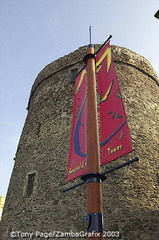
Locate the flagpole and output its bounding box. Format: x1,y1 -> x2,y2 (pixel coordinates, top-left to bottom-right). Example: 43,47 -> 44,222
84,44 -> 103,239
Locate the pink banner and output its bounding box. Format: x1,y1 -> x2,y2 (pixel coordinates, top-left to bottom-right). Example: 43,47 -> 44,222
96,42 -> 133,165
66,68 -> 87,182
67,41 -> 133,181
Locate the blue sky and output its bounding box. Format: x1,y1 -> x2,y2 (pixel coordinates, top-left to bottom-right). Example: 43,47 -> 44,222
0,0 -> 159,196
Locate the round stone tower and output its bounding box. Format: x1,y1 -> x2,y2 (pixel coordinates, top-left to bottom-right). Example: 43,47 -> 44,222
0,45 -> 159,240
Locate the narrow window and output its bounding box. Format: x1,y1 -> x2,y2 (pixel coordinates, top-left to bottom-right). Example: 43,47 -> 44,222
71,68 -> 78,83
26,172 -> 35,196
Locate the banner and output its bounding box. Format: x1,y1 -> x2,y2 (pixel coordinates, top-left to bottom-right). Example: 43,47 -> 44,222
96,42 -> 133,165
67,41 -> 133,181
66,68 -> 87,182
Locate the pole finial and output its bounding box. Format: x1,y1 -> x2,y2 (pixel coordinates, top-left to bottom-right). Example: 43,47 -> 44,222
89,26 -> 91,44
88,26 -> 93,47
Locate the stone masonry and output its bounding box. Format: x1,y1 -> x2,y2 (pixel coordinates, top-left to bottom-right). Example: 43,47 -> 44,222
0,44 -> 159,240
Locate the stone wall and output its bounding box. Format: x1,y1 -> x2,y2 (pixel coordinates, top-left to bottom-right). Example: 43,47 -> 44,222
0,44 -> 159,240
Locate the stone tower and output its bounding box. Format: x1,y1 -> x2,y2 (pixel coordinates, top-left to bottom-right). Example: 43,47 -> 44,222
0,45 -> 159,240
